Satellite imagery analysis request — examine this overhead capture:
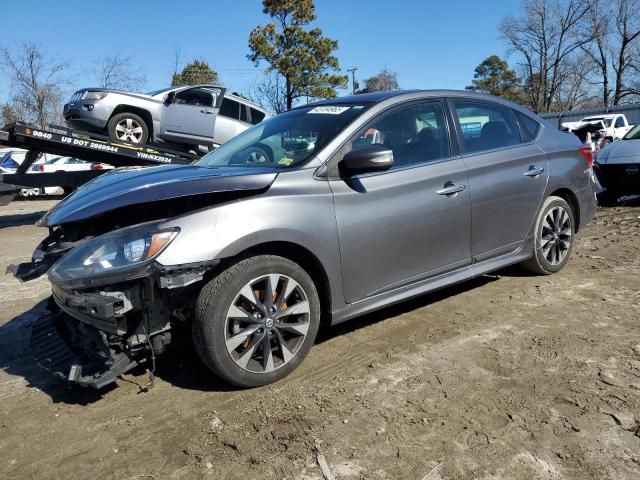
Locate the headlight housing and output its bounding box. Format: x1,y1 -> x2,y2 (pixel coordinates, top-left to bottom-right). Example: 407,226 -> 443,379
82,91 -> 109,101
48,225 -> 179,287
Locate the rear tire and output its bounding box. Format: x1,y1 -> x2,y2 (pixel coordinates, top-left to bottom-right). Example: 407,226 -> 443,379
193,255 -> 321,388
521,196 -> 575,275
0,192 -> 16,206
107,112 -> 149,144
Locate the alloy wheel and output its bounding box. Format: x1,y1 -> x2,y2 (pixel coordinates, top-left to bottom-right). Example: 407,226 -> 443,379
224,274 -> 310,373
114,118 -> 144,143
541,206 -> 572,266
246,150 -> 268,163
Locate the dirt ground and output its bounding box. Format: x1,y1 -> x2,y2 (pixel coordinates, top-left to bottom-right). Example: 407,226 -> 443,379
0,197 -> 639,480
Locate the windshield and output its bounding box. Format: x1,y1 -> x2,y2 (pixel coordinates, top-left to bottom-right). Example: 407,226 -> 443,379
196,104 -> 370,169
623,123 -> 640,140
146,87 -> 172,96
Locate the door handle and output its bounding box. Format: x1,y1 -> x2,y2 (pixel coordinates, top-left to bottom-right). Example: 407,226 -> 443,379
524,166 -> 545,177
437,183 -> 466,196
200,109 -> 215,114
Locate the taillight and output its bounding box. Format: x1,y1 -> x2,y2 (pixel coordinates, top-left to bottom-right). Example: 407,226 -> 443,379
38,164 -> 45,173
92,163 -> 104,170
577,145 -> 594,168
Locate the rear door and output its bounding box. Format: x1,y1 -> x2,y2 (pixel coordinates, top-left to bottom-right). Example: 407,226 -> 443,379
213,97 -> 252,145
450,99 -> 549,262
330,100 -> 472,303
160,87 -> 223,144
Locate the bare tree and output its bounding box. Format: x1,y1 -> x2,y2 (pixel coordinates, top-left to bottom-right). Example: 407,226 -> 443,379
0,42 -> 69,127
581,0 -> 612,106
501,0 -> 593,112
91,53 -> 146,91
248,73 -> 287,113
581,0 -> 640,106
358,68 -> 399,93
611,0 -> 640,103
552,55 -> 596,110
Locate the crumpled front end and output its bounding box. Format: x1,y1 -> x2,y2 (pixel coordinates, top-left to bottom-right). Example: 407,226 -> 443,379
32,260 -> 217,388
17,218 -> 218,389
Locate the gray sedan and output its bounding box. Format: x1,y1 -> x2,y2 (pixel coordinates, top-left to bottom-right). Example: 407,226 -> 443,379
19,90 -> 597,388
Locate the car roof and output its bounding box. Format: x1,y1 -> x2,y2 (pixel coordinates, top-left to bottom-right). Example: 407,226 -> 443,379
584,114 -> 617,119
293,89 -> 537,116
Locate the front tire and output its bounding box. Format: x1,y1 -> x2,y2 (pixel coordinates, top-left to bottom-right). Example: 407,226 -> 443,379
521,196 -> 575,275
193,255 -> 321,388
107,112 -> 149,144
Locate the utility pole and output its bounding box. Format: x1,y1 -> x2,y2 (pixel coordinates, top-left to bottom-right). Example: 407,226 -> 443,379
347,67 -> 358,94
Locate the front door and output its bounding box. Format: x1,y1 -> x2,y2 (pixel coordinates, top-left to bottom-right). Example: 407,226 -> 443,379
160,87 -> 223,144
450,99 -> 549,261
330,100 -> 472,303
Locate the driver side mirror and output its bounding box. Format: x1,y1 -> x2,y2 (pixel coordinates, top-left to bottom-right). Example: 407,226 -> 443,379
165,91 -> 176,105
340,145 -> 394,176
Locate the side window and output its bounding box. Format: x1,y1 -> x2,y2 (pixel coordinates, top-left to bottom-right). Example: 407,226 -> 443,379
240,105 -> 249,123
513,109 -> 541,142
350,102 -> 451,169
615,116 -> 625,128
175,88 -> 213,107
453,101 -> 521,153
250,108 -> 266,124
219,98 -> 240,119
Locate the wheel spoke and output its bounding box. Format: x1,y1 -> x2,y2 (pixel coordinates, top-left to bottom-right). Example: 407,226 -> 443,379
545,242 -> 556,263
274,329 -> 295,363
115,124 -> 126,133
277,300 -> 309,319
261,333 -> 275,371
278,320 -> 309,337
279,277 -> 300,305
235,333 -> 263,369
264,274 -> 280,308
227,324 -> 261,351
239,283 -> 261,309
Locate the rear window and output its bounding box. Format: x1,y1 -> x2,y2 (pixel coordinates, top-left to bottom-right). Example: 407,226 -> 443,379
219,98 -> 240,119
250,108 -> 266,124
452,100 -> 521,153
513,110 -> 540,142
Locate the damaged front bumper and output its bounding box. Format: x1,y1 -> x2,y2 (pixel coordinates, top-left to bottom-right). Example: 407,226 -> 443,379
27,261 -> 217,389
31,310 -> 138,389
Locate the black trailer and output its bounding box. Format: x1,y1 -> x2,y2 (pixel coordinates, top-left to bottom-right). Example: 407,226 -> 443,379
0,122 -> 198,205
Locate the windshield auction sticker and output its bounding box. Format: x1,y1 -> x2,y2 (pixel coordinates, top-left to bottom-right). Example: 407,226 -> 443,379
308,106 -> 351,114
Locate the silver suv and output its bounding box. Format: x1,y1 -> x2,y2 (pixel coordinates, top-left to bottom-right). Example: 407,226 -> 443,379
19,90 -> 596,389
63,85 -> 269,150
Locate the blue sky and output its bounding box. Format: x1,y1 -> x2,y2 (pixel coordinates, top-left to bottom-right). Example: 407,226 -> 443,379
0,0 -> 520,103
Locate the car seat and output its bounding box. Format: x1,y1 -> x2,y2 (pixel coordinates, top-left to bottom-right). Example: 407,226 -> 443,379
479,121 -> 511,150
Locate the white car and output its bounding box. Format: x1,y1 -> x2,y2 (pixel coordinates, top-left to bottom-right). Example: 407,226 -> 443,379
31,156 -> 113,174
561,114 -> 633,144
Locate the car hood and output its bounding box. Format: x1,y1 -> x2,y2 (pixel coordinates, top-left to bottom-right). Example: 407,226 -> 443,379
39,165 -> 279,226
78,87 -> 152,98
597,139 -> 640,164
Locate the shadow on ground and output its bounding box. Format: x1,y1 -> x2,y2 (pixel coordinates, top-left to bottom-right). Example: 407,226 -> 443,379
0,270 -> 504,401
0,300 -> 112,405
0,210 -> 47,228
